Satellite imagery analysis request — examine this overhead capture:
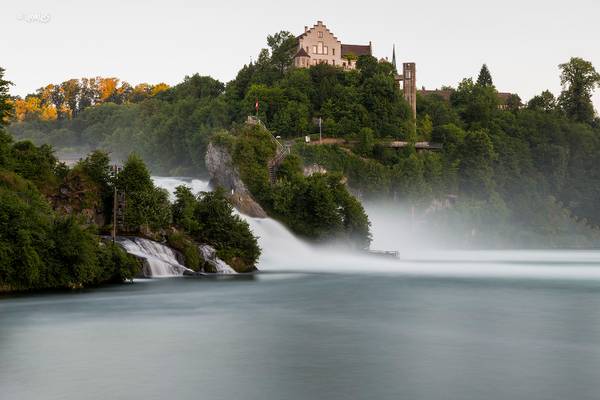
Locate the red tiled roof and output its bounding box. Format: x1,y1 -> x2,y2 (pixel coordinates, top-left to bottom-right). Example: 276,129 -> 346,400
341,44 -> 372,57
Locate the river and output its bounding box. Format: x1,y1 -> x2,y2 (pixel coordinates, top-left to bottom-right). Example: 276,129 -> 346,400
1,178 -> 600,400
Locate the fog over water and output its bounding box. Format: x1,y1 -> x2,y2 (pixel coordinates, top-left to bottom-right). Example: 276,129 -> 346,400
153,177 -> 600,281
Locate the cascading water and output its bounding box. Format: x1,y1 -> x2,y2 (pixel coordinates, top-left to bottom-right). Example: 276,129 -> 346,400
152,177 -> 600,280
116,236 -> 193,278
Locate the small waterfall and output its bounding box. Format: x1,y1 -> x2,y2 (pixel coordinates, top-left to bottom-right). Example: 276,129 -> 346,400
116,237 -> 193,278
198,245 -> 236,274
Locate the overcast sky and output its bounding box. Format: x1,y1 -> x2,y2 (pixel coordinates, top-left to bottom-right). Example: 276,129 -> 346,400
3,0 -> 599,111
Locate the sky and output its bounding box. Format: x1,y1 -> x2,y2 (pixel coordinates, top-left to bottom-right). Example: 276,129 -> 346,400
3,0 -> 600,111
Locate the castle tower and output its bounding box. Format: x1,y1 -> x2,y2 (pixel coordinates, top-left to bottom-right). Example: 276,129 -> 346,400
403,62 -> 417,118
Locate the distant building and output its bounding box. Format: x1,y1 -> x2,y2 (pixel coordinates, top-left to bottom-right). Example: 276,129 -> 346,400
293,21 -> 417,117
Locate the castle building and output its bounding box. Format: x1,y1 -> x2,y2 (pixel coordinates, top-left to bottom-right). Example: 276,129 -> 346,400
293,21 -> 371,69
293,21 -> 417,117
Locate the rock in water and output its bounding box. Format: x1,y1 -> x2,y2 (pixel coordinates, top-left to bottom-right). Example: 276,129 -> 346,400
205,142 -> 267,218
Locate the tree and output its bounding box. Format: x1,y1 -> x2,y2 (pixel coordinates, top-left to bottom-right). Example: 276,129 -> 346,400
0,67 -> 13,125
477,64 -> 494,87
505,94 -> 522,112
61,79 -> 81,117
459,129 -> 496,196
451,78 -> 499,126
558,57 -> 600,124
355,127 -> 375,156
528,90 -> 556,112
267,31 -> 298,76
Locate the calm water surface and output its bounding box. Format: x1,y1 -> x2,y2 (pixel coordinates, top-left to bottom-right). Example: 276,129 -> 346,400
2,259 -> 600,400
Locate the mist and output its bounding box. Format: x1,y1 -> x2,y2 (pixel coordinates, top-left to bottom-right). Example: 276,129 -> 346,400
153,177 -> 600,281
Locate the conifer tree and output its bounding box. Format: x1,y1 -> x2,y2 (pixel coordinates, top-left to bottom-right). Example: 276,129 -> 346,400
477,64 -> 494,87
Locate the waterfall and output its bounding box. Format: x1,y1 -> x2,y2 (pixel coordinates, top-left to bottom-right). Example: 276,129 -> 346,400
115,237 -> 193,278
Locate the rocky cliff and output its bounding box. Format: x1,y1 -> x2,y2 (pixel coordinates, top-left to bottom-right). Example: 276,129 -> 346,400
205,142 -> 267,218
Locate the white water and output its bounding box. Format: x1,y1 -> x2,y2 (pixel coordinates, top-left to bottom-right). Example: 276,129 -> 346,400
153,177 -> 600,281
116,236 -> 193,277
198,245 -> 237,274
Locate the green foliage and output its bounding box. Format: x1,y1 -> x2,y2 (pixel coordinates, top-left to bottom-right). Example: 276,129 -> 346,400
267,31 -> 298,76
0,170 -> 139,292
476,64 -> 494,87
558,57 -> 600,124
172,185 -> 260,271
166,230 -> 202,271
0,67 -> 12,125
451,78 -> 499,126
117,154 -> 171,232
355,127 -> 375,156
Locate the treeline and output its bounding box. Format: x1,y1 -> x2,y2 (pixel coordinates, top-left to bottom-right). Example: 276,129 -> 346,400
11,77 -> 170,121
8,31 -> 412,175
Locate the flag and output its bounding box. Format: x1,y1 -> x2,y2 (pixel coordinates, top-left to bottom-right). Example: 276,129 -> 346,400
255,98 -> 259,113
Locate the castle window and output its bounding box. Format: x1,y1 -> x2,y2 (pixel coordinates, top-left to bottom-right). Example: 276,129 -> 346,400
332,48 -> 335,55
332,60 -> 335,65
324,45 -> 328,55
312,45 -> 317,54
317,41 -> 323,54
318,31 -> 323,38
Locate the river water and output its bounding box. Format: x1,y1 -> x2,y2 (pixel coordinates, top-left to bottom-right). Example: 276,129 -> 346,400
1,178 -> 600,400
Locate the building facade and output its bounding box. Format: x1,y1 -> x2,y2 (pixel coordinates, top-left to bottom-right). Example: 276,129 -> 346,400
293,21 -> 371,69
293,21 -> 417,117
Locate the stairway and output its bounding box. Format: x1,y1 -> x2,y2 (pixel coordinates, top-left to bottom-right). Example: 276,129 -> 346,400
267,145 -> 290,184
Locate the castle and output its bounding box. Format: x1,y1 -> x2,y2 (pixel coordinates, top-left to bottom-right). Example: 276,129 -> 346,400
293,21 -> 417,116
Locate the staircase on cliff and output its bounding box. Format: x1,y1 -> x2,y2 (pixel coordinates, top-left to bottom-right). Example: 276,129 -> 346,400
268,138 -> 291,184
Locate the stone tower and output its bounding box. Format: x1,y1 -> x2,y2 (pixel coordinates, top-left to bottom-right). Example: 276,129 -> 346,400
402,62 -> 417,118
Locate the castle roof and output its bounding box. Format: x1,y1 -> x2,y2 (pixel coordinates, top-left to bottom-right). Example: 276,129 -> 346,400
294,47 -> 310,58
341,44 -> 372,57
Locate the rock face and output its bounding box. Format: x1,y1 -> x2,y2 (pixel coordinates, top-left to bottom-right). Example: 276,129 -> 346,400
198,244 -> 237,274
205,142 -> 267,218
